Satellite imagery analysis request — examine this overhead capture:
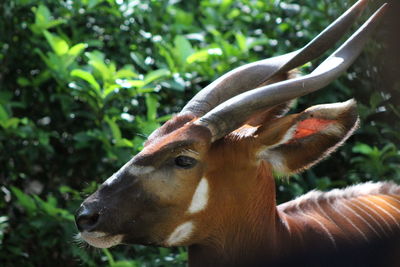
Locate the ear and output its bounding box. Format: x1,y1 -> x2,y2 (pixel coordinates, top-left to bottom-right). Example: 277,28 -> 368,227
256,99 -> 359,175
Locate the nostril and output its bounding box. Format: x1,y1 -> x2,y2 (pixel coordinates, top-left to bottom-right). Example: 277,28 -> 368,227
77,213 -> 99,231
75,205 -> 100,232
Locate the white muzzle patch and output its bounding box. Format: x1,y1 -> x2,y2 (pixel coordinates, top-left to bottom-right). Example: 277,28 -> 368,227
79,231 -> 123,248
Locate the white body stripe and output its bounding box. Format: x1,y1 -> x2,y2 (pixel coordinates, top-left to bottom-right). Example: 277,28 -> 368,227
363,197 -> 400,229
304,213 -> 337,247
346,200 -> 387,237
328,198 -> 369,242
386,195 -> 400,205
312,198 -> 342,233
371,196 -> 400,216
353,198 -> 392,233
341,200 -> 381,238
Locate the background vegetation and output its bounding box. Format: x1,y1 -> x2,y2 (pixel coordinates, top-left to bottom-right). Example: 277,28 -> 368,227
1,0 -> 399,266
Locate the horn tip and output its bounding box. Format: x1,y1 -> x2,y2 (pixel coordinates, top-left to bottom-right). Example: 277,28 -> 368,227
353,0 -> 369,13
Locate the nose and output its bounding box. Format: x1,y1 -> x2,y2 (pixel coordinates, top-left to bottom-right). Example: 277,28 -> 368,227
75,204 -> 100,232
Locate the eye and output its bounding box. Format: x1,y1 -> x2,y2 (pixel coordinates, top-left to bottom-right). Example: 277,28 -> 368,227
174,155 -> 197,169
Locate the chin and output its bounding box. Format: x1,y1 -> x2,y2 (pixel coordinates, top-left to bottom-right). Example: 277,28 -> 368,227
79,231 -> 124,248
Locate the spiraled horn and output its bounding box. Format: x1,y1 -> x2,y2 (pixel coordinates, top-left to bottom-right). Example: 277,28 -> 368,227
181,0 -> 369,117
195,3 -> 388,142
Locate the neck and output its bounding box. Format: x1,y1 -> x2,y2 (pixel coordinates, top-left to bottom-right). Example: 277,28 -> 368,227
188,161 -> 291,267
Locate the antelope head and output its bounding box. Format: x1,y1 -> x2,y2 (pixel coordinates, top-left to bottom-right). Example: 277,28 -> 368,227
75,0 -> 386,251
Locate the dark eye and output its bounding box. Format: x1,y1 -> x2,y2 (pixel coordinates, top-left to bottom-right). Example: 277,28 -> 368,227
174,156 -> 197,169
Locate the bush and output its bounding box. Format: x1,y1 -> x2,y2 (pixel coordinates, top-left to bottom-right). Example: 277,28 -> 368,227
1,0 -> 399,266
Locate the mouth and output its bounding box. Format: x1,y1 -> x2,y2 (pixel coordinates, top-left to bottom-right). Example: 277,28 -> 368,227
78,231 -> 123,248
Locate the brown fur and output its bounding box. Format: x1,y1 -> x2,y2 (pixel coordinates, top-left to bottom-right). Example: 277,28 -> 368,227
188,138 -> 400,266
77,75 -> 400,267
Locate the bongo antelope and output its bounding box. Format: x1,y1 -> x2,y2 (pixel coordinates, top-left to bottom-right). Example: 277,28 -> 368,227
75,1 -> 400,266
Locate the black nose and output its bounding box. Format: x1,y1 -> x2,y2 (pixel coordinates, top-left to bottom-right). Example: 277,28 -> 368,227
75,204 -> 100,232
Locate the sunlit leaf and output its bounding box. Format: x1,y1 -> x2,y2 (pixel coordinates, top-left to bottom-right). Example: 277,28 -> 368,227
85,51 -> 112,82
186,48 -> 222,64
70,69 -> 101,93
235,32 -> 247,52
115,68 -> 138,79
34,4 -> 51,26
68,43 -> 88,57
174,35 -> 194,65
143,69 -> 170,86
43,30 -> 69,55
115,138 -> 134,148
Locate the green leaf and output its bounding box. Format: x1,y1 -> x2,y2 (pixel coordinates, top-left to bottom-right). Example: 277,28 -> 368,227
1,118 -> 22,129
71,69 -> 101,93
104,84 -> 122,98
88,0 -> 104,9
32,195 -> 74,221
220,0 -> 233,12
157,44 -> 176,72
17,77 -> 31,87
145,94 -> 158,121
130,52 -> 149,71
43,30 -> 69,55
156,114 -> 172,123
34,5 -> 51,26
0,104 -> 9,121
44,19 -> 66,29
111,261 -> 138,267
235,32 -> 247,52
186,48 -> 222,64
85,51 -> 113,83
115,68 -> 138,79
174,35 -> 194,65
10,186 -> 37,215
105,116 -> 122,141
120,80 -> 145,88
68,43 -> 88,57
115,138 -> 134,148
31,5 -> 66,33
352,143 -> 373,155
168,6 -> 194,26
143,69 -> 170,86
139,119 -> 159,136
102,248 -> 115,265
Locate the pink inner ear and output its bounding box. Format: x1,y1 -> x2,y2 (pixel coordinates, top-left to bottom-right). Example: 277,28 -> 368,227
293,118 -> 334,139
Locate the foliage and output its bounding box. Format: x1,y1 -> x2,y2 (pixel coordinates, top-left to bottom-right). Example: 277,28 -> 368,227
0,0 -> 398,266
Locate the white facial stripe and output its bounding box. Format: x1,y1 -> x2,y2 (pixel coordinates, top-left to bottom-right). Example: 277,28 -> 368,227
128,165 -> 154,176
188,178 -> 209,214
166,221 -> 194,246
104,164 -> 154,186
